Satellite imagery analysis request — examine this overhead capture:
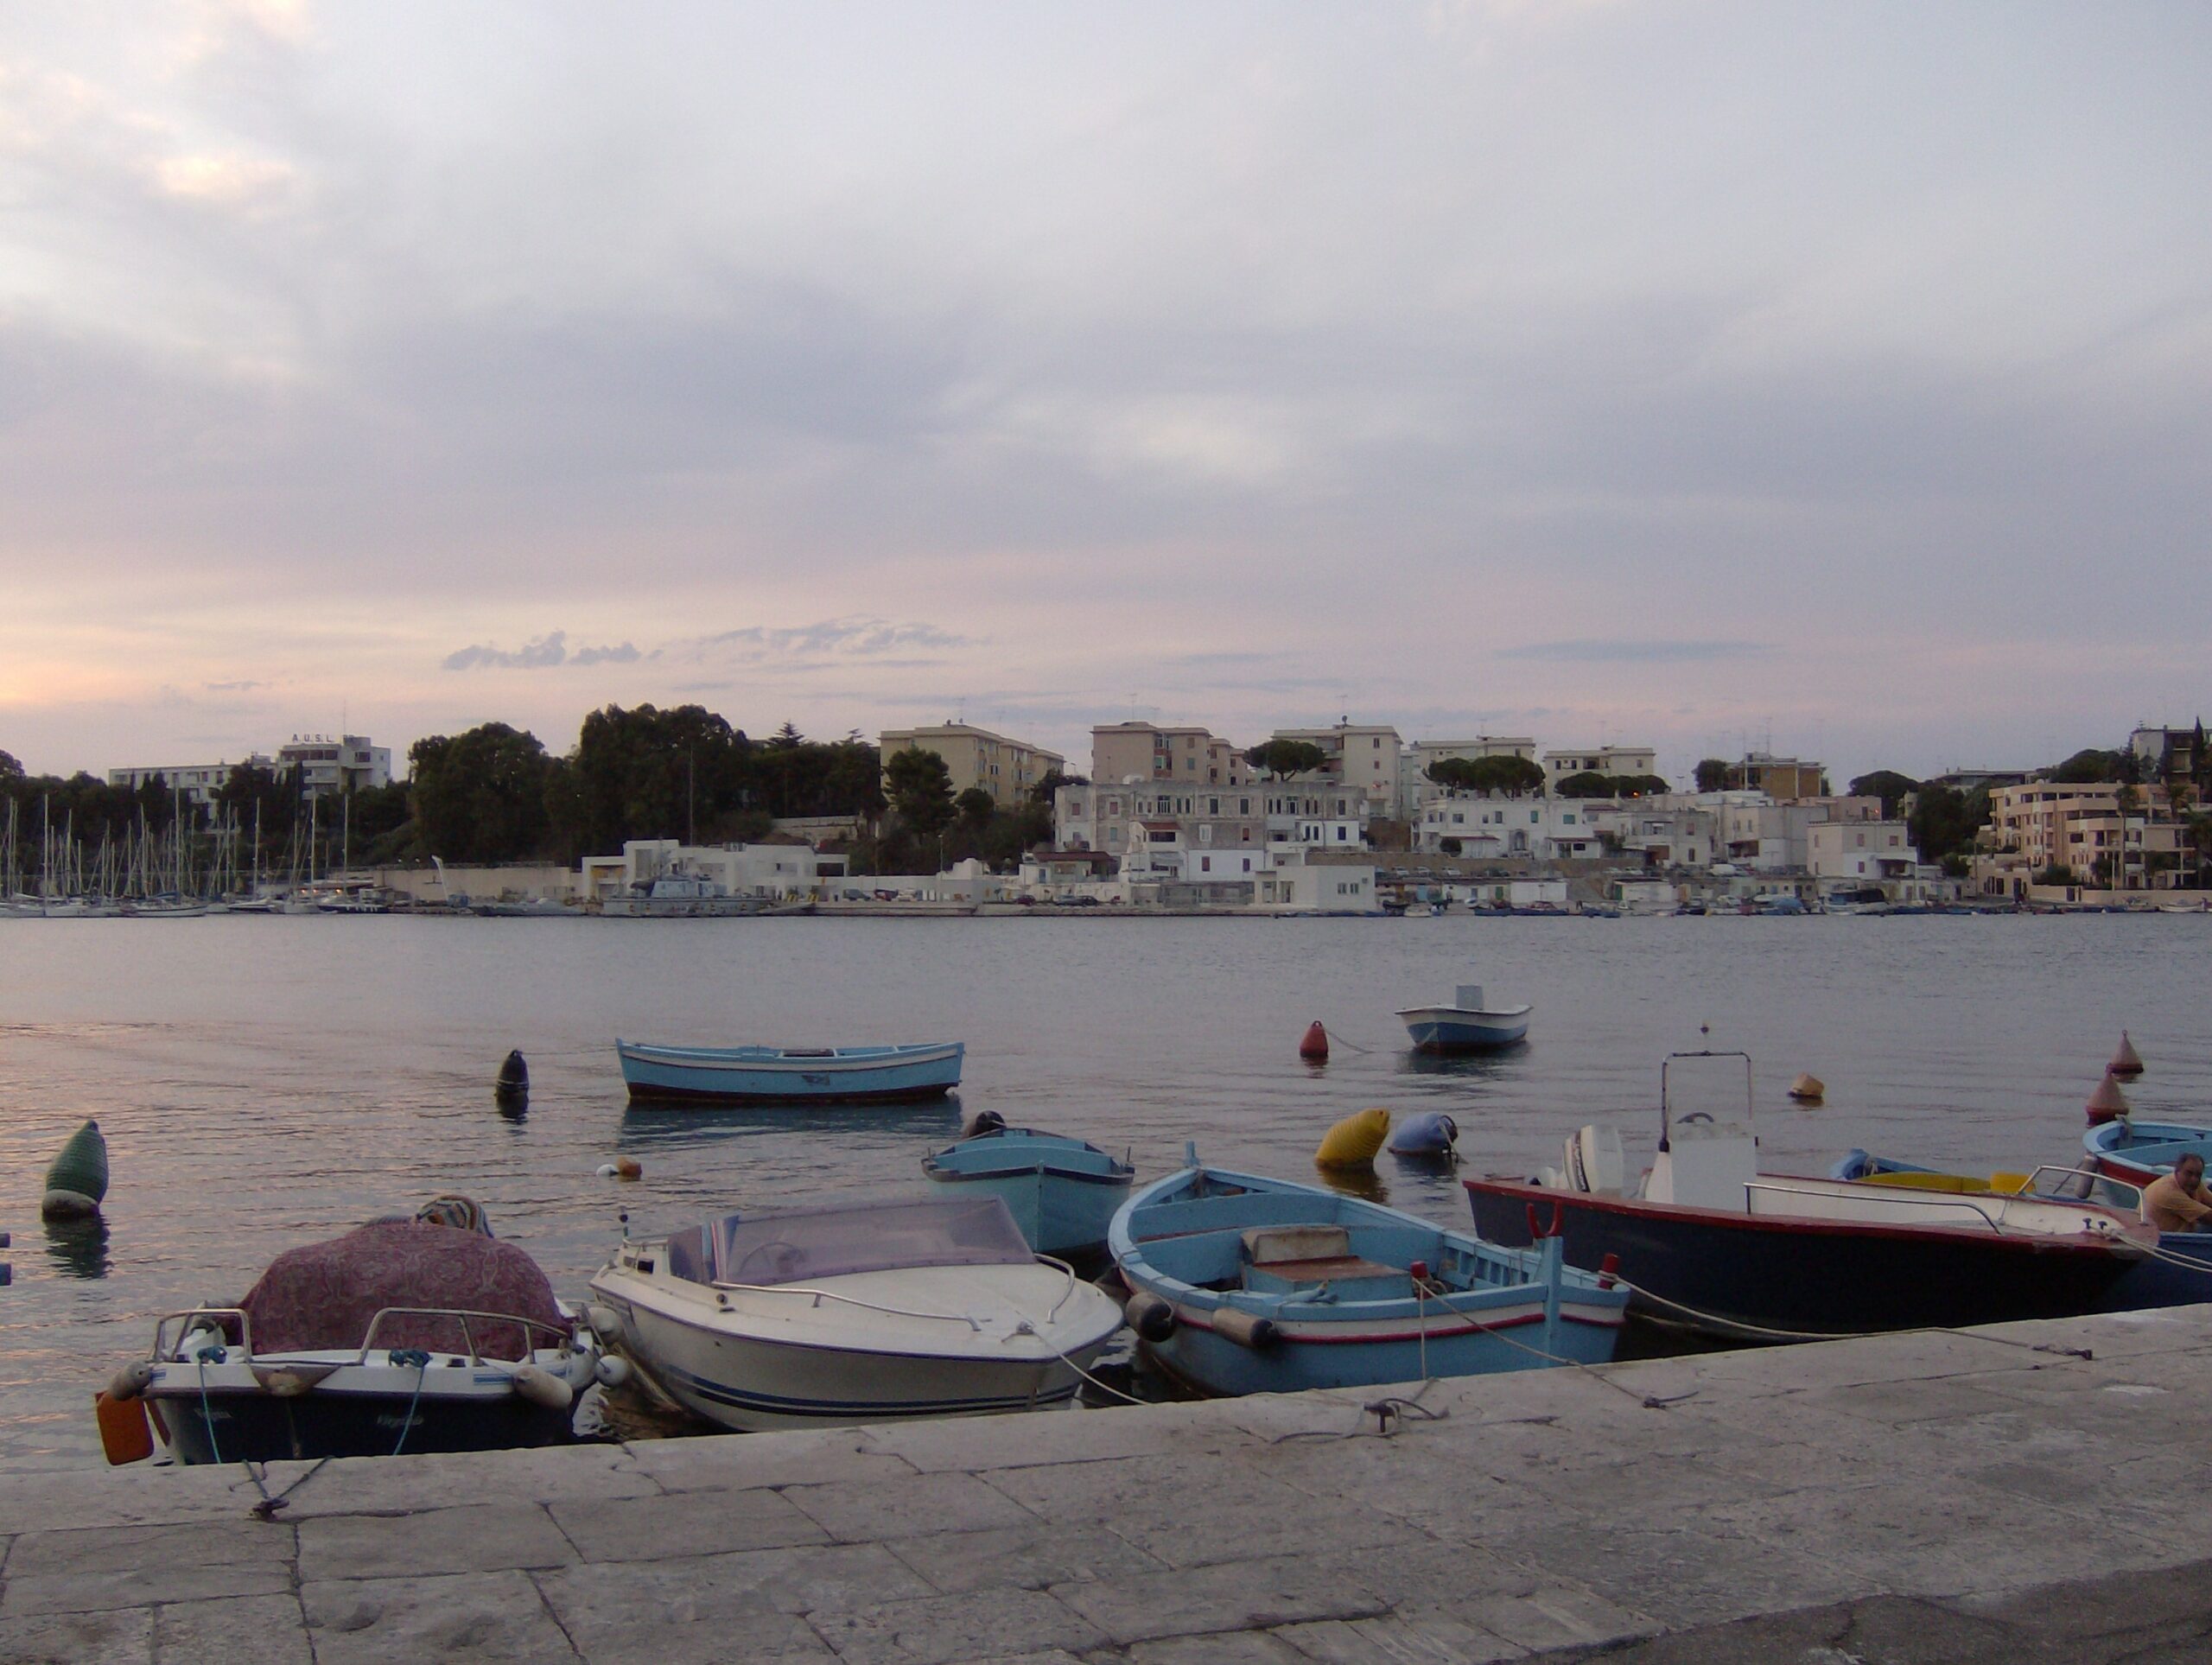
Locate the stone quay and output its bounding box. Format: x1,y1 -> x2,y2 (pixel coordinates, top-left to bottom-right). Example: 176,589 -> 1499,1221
3,1306 -> 2208,1663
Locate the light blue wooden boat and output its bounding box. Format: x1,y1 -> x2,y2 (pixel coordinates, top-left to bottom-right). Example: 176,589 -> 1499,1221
1396,984 -> 1530,1052
617,1039 -> 963,1105
1109,1162 -> 1628,1397
2085,1117 -> 2212,1188
921,1128 -> 1135,1256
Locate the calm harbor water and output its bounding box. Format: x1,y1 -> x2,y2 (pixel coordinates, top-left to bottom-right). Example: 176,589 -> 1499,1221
3,912 -> 2208,1471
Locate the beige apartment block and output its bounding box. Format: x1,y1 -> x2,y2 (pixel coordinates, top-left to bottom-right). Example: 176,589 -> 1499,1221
1273,721 -> 1402,810
1729,752 -> 1828,799
1090,721 -> 1251,788
1541,744 -> 1658,785
878,722 -> 1066,810
1974,780 -> 2184,895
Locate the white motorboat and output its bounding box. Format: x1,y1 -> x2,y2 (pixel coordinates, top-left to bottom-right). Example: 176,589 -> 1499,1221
588,1196 -> 1125,1432
1396,982 -> 1532,1052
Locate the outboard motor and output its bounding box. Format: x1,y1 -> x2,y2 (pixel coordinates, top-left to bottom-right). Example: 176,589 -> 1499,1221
962,1109 -> 1007,1140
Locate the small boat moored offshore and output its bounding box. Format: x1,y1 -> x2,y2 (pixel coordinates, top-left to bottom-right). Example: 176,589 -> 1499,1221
617,1039 -> 964,1104
1396,983 -> 1531,1052
2083,1115 -> 2212,1189
589,1195 -> 1124,1432
102,1201 -> 606,1465
1109,1161 -> 1629,1397
921,1120 -> 1135,1256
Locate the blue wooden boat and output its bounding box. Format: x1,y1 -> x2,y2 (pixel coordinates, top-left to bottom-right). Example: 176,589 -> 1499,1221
1108,1163 -> 1627,1396
617,1039 -> 963,1105
1395,984 -> 1530,1052
921,1127 -> 1135,1256
2084,1117 -> 2212,1189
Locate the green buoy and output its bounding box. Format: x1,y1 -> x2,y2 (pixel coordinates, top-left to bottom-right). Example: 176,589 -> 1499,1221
42,1119 -> 109,1219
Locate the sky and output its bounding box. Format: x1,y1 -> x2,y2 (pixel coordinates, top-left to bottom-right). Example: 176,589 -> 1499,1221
3,2 -> 2209,789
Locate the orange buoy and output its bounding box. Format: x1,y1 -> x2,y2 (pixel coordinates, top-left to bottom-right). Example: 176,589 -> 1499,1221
2086,1071 -> 2132,1126
95,1389 -> 154,1465
2109,1031 -> 2145,1079
614,1157 -> 643,1181
1299,1021 -> 1330,1063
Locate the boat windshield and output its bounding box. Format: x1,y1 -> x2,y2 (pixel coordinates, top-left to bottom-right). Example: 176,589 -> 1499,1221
708,1197 -> 1033,1287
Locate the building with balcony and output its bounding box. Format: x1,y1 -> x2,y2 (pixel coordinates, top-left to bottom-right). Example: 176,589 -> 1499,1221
1090,721 -> 1250,788
1270,720 -> 1402,812
277,735 -> 394,798
1541,745 -> 1658,787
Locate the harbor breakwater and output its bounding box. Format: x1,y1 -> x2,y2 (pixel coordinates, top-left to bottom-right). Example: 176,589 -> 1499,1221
2,1307 -> 2208,1662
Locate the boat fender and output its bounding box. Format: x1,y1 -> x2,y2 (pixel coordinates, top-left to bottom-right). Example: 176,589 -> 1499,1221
1299,1021 -> 1330,1063
94,1389 -> 155,1465
41,1189 -> 101,1220
594,1355 -> 632,1389
584,1304 -> 626,1342
1315,1108 -> 1391,1169
510,1364 -> 574,1411
1124,1290 -> 1177,1343
1211,1307 -> 1280,1350
107,1360 -> 156,1401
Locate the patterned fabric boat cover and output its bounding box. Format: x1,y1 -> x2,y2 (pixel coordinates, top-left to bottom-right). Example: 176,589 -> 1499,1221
238,1223 -> 568,1358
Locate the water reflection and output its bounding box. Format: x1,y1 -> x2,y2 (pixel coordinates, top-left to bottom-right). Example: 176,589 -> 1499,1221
1313,1165 -> 1389,1204
618,1099 -> 965,1149
44,1215 -> 111,1280
1396,1046 -> 1529,1081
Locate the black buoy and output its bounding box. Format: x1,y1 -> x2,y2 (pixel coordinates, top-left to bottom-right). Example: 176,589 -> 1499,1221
962,1109 -> 1007,1140
495,1049 -> 530,1111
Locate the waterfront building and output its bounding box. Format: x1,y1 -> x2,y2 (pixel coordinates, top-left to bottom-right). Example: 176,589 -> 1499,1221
877,722 -> 1065,810
1414,793 -> 1604,860
1269,720 -> 1402,813
1090,721 -> 1250,789
1972,781 -> 2186,898
1718,795 -> 1880,872
1541,745 -> 1658,787
579,838 -> 848,903
1254,849 -> 1382,913
1809,819 -> 1921,897
278,734 -> 393,798
1584,803 -> 1720,870
107,753 -> 276,808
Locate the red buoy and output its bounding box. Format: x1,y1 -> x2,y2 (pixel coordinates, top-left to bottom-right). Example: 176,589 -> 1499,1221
2086,1071 -> 2131,1126
2110,1031 -> 2145,1079
1299,1021 -> 1330,1062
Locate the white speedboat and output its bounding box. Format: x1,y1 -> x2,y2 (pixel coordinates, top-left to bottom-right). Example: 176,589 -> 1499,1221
589,1197 -> 1124,1432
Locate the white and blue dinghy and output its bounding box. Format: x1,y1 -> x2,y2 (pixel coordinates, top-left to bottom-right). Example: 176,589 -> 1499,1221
617,1039 -> 964,1105
1109,1164 -> 1628,1397
922,1119 -> 1136,1257
1396,983 -> 1531,1052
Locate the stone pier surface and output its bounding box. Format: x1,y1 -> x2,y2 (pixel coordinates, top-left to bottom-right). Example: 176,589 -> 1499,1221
5,1307 -> 2211,1663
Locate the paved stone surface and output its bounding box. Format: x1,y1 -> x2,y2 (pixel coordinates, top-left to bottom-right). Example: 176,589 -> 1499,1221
3,1307 -> 2211,1662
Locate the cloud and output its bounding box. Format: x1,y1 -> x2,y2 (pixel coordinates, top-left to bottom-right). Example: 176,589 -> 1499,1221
201,678 -> 267,691
1495,639 -> 1769,664
677,618 -> 969,664
442,631 -> 641,671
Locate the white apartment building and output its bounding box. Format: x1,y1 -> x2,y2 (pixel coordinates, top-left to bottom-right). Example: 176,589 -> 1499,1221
107,753 -> 276,808
1582,803 -> 1719,869
1399,737 -> 1536,818
1719,795 -> 1881,872
278,735 -> 394,798
1809,820 -> 1920,895
1271,721 -> 1402,813
1541,745 -> 1658,786
1415,794 -> 1604,860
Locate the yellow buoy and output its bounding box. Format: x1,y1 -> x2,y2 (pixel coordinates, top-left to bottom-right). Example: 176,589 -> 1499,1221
1788,1072 -> 1825,1104
1315,1108 -> 1392,1170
